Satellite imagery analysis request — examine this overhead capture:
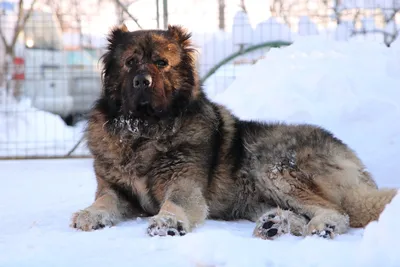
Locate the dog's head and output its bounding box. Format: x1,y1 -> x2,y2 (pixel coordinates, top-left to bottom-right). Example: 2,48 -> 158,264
101,24 -> 199,121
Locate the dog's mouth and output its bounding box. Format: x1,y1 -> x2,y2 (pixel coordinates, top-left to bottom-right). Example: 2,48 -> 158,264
121,99 -> 167,122
135,101 -> 154,116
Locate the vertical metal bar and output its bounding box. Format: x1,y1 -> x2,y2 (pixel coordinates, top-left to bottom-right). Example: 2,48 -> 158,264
218,0 -> 225,30
156,0 -> 160,29
163,0 -> 168,29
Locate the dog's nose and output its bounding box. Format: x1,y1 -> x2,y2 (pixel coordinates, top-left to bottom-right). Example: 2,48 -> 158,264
133,74 -> 152,89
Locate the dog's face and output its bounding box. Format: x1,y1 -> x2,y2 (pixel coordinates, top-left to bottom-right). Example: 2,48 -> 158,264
101,25 -> 198,121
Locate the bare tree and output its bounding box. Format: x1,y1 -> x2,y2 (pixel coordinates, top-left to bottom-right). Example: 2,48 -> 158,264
218,0 -> 225,30
72,0 -> 84,47
332,0 -> 342,24
269,0 -> 297,26
0,0 -> 37,95
240,0 -> 247,13
350,8 -> 400,47
44,0 -> 95,48
113,0 -> 142,29
43,0 -> 69,31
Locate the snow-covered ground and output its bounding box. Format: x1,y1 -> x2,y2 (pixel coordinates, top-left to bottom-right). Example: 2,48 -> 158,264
0,91 -> 88,157
1,37 -> 400,266
1,159 -> 399,267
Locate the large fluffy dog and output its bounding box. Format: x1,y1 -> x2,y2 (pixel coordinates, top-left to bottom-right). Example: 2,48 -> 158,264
71,24 -> 397,239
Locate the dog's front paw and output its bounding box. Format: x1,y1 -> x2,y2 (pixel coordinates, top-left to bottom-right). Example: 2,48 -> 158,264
70,208 -> 116,231
147,213 -> 188,237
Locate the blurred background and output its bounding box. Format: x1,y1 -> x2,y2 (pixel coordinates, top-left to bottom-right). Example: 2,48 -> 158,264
0,0 -> 399,159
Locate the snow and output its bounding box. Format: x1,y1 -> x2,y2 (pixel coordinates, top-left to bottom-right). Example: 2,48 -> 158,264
232,11 -> 254,45
298,16 -> 319,36
0,91 -> 88,157
1,36 -> 400,266
341,0 -> 400,9
253,17 -> 294,43
334,21 -> 354,41
1,158 -> 399,267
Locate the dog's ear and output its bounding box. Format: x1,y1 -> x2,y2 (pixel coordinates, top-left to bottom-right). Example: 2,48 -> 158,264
107,24 -> 129,49
101,24 -> 129,97
167,25 -> 192,49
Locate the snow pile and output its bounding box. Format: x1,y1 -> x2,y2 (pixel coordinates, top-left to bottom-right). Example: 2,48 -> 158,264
211,36 -> 400,188
298,16 -> 319,36
0,92 -> 88,157
358,191 -> 400,267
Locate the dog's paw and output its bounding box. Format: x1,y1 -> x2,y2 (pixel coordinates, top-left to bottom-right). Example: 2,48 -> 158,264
70,208 -> 116,231
309,223 -> 336,239
305,214 -> 348,239
253,209 -> 289,240
147,213 -> 188,237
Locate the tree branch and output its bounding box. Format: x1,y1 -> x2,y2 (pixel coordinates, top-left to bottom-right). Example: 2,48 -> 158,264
385,8 -> 400,23
113,0 -> 142,29
11,0 -> 37,49
351,28 -> 397,37
22,0 -> 37,26
10,0 -> 25,48
0,26 -> 8,48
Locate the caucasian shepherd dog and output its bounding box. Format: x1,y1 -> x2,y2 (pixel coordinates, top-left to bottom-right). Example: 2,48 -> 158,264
71,24 -> 398,239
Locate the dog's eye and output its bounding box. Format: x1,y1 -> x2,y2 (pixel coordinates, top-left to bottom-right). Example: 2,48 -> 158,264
155,59 -> 168,68
126,58 -> 135,67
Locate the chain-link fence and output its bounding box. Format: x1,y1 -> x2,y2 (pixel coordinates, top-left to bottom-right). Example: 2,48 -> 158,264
0,0 -> 399,159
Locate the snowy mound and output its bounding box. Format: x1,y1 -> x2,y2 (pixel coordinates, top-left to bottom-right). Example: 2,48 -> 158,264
211,36 -> 400,188
0,92 -> 87,157
358,192 -> 400,267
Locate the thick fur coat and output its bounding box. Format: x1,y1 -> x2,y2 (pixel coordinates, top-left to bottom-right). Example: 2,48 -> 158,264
71,24 -> 397,239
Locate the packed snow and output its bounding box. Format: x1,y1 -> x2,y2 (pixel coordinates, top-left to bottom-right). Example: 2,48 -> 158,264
1,36 -> 400,266
0,91 -> 88,157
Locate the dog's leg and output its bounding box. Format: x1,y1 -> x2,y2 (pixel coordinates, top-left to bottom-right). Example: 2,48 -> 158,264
303,208 -> 350,238
284,184 -> 351,239
71,177 -> 141,231
253,207 -> 309,240
254,203 -> 349,240
283,191 -> 350,239
257,165 -> 350,239
147,179 -> 208,237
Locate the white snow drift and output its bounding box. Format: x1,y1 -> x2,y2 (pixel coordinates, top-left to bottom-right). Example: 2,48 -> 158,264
0,92 -> 87,157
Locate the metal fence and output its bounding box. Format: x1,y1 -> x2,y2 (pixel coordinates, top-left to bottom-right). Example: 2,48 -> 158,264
0,0 -> 399,159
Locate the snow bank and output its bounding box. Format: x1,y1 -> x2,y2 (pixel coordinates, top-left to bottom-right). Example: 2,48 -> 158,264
358,192 -> 400,267
0,91 -> 88,157
211,36 -> 400,188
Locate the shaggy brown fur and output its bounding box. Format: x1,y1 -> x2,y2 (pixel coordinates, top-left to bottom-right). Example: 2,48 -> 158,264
71,24 -> 398,239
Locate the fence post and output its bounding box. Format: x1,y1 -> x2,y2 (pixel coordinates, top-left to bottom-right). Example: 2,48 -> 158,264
163,0 -> 168,29
156,0 -> 160,29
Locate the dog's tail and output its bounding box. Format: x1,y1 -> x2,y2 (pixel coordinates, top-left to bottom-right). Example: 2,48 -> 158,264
344,187 -> 398,228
